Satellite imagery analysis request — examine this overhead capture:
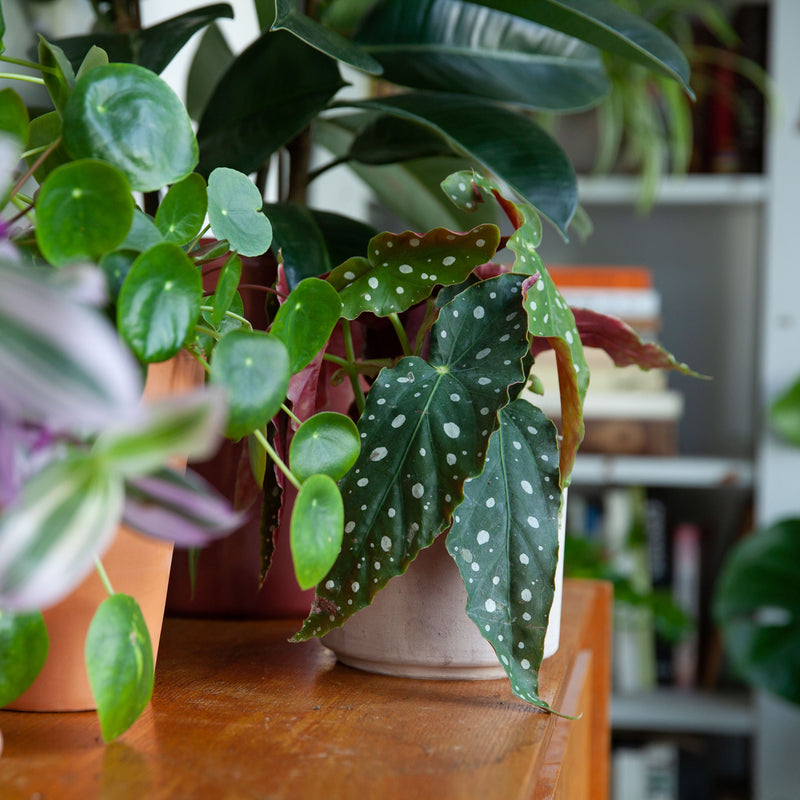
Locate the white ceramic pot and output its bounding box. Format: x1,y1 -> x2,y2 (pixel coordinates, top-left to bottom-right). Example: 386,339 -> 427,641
323,494 -> 567,680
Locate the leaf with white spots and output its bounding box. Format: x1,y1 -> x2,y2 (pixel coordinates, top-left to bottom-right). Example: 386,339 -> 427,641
446,399 -> 562,710
328,224 -> 499,320
294,273 -> 529,640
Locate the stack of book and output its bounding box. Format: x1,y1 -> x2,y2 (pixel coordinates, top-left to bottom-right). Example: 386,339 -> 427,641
531,265 -> 684,456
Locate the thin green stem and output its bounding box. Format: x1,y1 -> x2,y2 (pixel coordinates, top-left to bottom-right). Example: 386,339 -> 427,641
94,557 -> 115,596
281,403 -> 302,427
186,346 -> 211,374
11,137 -> 62,199
253,428 -> 302,491
388,313 -> 413,357
0,55 -> 58,74
198,305 -> 253,331
21,144 -> 48,160
306,155 -> 350,184
342,320 -> 366,416
195,324 -> 221,341
0,72 -> 45,85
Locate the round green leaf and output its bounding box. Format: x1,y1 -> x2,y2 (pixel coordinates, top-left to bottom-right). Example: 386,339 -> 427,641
85,593 -> 154,742
100,249 -> 137,302
0,610 -> 48,706
117,242 -> 203,363
209,330 -> 291,440
715,519 -> 800,706
155,173 -> 208,245
291,473 -> 344,590
62,63 -> 198,192
289,412 -> 360,484
0,88 -> 29,146
207,167 -> 272,257
270,278 -> 343,374
35,159 -> 134,266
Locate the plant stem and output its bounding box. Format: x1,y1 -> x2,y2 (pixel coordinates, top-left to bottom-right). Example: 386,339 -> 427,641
342,320 -> 366,416
195,324 -> 221,341
389,313 -> 413,357
286,127 -> 312,204
186,346 -> 211,374
198,305 -> 254,331
281,403 -> 302,427
306,155 -> 350,184
413,299 -> 439,355
252,428 -> 302,491
10,137 -> 62,199
94,557 -> 115,596
0,54 -> 58,74
0,73 -> 45,85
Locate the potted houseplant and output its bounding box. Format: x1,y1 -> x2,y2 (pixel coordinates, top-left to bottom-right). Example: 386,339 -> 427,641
0,0 -> 699,732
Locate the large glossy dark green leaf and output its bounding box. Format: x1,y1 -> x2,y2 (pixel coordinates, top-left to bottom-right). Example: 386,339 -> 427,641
328,224 -> 499,319
346,93 -> 576,235
310,209 -> 377,270
62,63 -> 198,192
186,22 -> 234,121
0,611 -> 48,706
86,594 -> 154,742
295,272 -> 530,639
52,4 -> 235,75
35,159 -> 134,266
714,519 -> 800,706
117,242 -> 203,363
447,399 -> 561,709
467,0 -> 691,93
347,115 -> 453,164
197,30 -> 344,177
355,0 -> 608,111
272,0 -> 382,75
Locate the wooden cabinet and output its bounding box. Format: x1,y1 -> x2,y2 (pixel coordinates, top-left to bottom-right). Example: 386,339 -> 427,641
0,580 -> 611,800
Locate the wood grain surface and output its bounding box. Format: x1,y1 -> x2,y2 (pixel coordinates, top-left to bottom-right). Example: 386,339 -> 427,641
0,579 -> 611,800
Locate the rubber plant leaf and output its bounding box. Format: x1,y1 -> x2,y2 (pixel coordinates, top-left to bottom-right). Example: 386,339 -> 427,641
272,0 -> 383,75
117,242 -> 203,363
86,593 -> 154,742
52,4 -> 235,75
186,22 -> 234,121
354,0 -> 609,111
295,272 -> 530,639
62,63 -> 198,192
442,170 -> 587,483
155,173 -> 208,246
197,30 -> 344,176
346,115 -> 455,165
123,467 -> 246,547
0,260 -> 142,431
34,159 -> 134,266
207,167 -> 272,257
714,518 -> 800,706
328,223 -> 500,319
0,611 -> 48,706
465,0 -> 692,94
289,412 -> 360,484
447,399 -> 562,710
0,453 -> 124,611
291,473 -> 345,590
346,93 -> 576,236
270,278 -> 343,375
209,329 -> 291,440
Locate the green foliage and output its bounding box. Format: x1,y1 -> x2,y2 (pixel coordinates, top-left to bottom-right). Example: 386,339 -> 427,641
0,611 -> 48,706
289,412 -> 360,483
207,167 -> 273,256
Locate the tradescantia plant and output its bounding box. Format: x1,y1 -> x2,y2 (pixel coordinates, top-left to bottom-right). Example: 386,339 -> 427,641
0,0 -> 698,733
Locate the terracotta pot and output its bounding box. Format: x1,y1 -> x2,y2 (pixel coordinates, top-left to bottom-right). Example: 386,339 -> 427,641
6,351 -> 203,711
322,494 -> 567,680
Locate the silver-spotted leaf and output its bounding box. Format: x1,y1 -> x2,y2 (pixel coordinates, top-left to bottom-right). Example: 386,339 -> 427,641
291,473 -> 345,590
446,398 -> 562,709
289,411 -> 360,484
328,223 -> 499,319
295,272 -> 529,639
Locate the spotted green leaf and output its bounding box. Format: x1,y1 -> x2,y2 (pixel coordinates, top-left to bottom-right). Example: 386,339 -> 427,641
209,330 -> 291,440
328,224 -> 499,320
291,473 -> 345,590
86,593 -> 154,742
35,159 -> 134,266
289,412 -> 360,484
62,63 -> 198,192
207,167 -> 272,257
295,273 -> 529,639
0,610 -> 48,706
155,173 -> 208,245
270,278 -> 343,374
117,242 -> 203,363
447,399 -> 562,710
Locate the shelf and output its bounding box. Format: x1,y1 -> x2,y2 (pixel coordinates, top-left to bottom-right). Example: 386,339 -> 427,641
577,174 -> 768,206
612,689 -> 755,736
570,455 -> 754,489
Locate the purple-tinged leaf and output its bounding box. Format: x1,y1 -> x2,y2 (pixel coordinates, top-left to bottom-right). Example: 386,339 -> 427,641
0,453 -> 123,611
0,418 -> 61,507
328,224 -> 499,319
0,260 -> 142,432
123,467 -> 246,548
447,399 -> 562,710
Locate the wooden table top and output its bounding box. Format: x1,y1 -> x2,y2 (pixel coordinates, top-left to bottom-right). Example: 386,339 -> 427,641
0,579 -> 610,800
